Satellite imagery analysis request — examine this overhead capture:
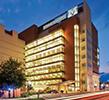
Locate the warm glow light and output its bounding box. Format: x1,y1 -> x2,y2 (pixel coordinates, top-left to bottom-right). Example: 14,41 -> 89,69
26,53 -> 64,68
26,62 -> 64,75
25,29 -> 64,50
25,45 -> 64,62
27,72 -> 64,81
25,29 -> 65,89
25,37 -> 64,56
74,24 -> 80,89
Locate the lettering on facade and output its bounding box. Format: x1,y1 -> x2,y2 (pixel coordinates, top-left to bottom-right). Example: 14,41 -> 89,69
43,6 -> 78,30
67,6 -> 78,18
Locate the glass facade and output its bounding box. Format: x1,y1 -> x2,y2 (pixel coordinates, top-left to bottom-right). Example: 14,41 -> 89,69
74,25 -> 80,91
25,29 -> 65,89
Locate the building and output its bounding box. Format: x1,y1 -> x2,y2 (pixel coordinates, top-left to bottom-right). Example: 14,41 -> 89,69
19,0 -> 99,92
92,24 -> 100,91
0,24 -> 25,98
0,24 -> 25,63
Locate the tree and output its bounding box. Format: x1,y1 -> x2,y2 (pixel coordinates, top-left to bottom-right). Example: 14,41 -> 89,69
0,58 -> 26,89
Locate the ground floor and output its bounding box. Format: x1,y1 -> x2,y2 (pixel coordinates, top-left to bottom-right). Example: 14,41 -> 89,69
30,80 -> 81,93
30,77 -> 99,93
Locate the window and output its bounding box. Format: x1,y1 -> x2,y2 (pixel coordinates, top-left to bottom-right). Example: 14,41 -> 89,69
88,63 -> 91,67
82,63 -> 86,67
81,55 -> 85,59
81,38 -> 85,42
81,46 -> 85,50
74,24 -> 80,87
25,29 -> 64,49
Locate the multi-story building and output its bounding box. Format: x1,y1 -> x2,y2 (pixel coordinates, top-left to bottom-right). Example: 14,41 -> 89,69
0,24 -> 25,63
92,23 -> 100,91
19,0 -> 99,92
0,24 -> 25,97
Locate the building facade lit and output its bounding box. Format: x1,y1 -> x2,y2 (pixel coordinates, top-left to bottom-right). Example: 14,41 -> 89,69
0,24 -> 25,98
0,24 -> 25,63
25,29 -> 65,90
19,1 -> 99,92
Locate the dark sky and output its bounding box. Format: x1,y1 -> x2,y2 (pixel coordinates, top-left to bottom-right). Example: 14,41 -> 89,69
0,0 -> 109,73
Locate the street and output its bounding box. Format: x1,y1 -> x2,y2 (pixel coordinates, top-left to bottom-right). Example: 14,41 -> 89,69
75,93 -> 109,100
45,91 -> 109,100
0,91 -> 109,100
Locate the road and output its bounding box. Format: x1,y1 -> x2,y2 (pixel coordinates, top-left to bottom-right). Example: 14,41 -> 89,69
75,93 -> 109,100
46,91 -> 109,100
0,91 -> 109,100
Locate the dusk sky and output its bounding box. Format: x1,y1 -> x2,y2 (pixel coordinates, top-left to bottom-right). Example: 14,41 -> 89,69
0,0 -> 108,73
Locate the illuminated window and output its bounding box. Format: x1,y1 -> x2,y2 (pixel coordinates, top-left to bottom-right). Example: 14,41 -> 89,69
27,72 -> 64,81
25,29 -> 65,87
74,24 -> 80,88
26,62 -> 64,75
25,29 -> 64,50
25,45 -> 64,62
25,37 -> 64,56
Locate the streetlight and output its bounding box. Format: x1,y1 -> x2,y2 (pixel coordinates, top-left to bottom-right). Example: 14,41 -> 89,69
27,81 -> 32,92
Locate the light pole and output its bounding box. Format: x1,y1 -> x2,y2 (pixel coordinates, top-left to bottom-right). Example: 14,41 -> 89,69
27,81 -> 32,92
